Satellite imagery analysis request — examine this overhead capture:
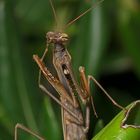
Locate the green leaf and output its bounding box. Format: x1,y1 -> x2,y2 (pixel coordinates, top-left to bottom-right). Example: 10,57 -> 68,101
92,100 -> 140,140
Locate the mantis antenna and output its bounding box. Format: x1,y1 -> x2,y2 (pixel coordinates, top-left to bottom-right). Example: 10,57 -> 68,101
64,0 -> 104,30
49,0 -> 58,28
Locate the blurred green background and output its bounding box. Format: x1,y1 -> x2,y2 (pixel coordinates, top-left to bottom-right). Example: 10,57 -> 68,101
0,0 -> 140,139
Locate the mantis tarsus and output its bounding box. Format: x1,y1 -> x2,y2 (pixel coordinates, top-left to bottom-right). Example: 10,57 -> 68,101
15,0 -> 126,140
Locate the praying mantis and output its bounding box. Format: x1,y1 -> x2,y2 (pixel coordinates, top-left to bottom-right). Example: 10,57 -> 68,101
15,0 -> 126,140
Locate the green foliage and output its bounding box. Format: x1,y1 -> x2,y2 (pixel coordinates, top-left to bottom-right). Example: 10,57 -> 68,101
93,101 -> 140,140
0,0 -> 140,139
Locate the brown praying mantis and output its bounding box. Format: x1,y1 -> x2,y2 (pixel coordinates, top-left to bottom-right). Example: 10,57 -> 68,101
15,0 -> 126,140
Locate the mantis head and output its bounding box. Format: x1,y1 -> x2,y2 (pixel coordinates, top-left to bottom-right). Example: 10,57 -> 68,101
46,32 -> 69,45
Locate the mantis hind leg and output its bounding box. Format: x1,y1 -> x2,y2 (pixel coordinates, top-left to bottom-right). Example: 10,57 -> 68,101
14,123 -> 45,140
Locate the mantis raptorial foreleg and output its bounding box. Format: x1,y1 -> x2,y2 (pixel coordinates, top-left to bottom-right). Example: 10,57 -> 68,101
78,66 -> 96,133
33,55 -> 84,124
79,66 -> 98,117
37,47 -> 72,112
14,123 -> 45,140
36,47 -> 67,111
